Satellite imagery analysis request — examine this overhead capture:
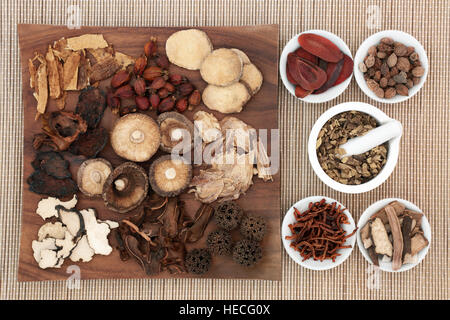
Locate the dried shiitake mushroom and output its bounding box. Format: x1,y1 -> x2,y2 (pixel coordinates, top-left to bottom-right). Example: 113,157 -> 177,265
202,83 -> 250,114
149,155 -> 192,197
240,63 -> 263,96
77,158 -> 112,197
200,48 -> 243,86
102,162 -> 149,214
157,112 -> 194,153
110,113 -> 160,162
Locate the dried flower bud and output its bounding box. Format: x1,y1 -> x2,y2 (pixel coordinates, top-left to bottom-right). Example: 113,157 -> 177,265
158,96 -> 175,113
133,77 -> 146,96
177,82 -> 194,97
111,70 -> 131,88
175,97 -> 188,112
150,77 -> 166,90
164,82 -> 175,93
155,54 -> 170,69
135,96 -> 150,111
144,37 -> 157,57
158,87 -> 170,99
169,74 -> 184,85
143,66 -> 166,81
149,93 -> 160,109
134,55 -> 147,76
188,89 -> 201,106
114,84 -> 135,99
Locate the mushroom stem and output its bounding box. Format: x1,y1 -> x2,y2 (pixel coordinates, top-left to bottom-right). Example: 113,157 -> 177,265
114,178 -> 128,191
165,168 -> 177,180
90,170 -> 102,184
130,130 -> 145,144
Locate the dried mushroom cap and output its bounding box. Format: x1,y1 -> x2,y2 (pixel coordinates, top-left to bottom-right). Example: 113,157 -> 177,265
102,162 -> 149,214
232,239 -> 262,267
193,111 -> 221,143
214,201 -> 244,231
202,83 -> 250,114
149,155 -> 192,197
207,229 -> 232,255
184,248 -> 211,275
166,29 -> 213,70
110,113 -> 160,162
77,158 -> 112,197
200,48 -> 243,86
231,48 -> 251,65
240,215 -> 266,241
157,112 -> 194,153
240,63 -> 263,96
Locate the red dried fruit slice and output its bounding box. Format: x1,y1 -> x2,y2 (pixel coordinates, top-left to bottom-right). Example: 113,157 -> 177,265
293,47 -> 318,65
333,54 -> 354,86
287,53 -> 327,91
295,85 -> 312,98
286,68 -> 298,85
318,59 -> 328,71
298,33 -> 344,63
314,58 -> 344,94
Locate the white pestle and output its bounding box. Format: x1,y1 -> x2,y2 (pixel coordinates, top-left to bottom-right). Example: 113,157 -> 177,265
338,120 -> 403,157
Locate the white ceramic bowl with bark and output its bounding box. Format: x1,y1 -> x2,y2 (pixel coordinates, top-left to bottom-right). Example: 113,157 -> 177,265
356,198 -> 431,272
280,29 -> 353,103
282,196 -> 357,271
354,30 -> 428,103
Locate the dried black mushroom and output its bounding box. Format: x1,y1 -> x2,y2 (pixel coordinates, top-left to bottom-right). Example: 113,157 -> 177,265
214,201 -> 244,231
69,127 -> 108,158
157,197 -> 181,239
75,86 -> 106,129
102,162 -> 149,214
32,151 -> 71,179
149,155 -> 192,197
110,113 -> 160,162
207,229 -> 232,255
27,170 -> 78,198
77,158 -> 112,197
157,112 -> 194,153
232,239 -> 262,267
181,204 -> 214,243
240,215 -> 266,241
184,248 -> 211,275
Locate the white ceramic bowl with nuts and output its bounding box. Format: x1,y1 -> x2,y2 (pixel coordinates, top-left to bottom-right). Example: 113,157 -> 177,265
280,29 -> 353,103
354,30 -> 428,103
308,102 -> 402,194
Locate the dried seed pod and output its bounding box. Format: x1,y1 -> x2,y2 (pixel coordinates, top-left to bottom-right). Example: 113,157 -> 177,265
387,53 -> 397,68
134,55 -> 147,76
155,54 -> 170,69
358,62 -> 367,73
406,79 -> 414,89
175,97 -> 188,112
157,87 -> 170,99
144,37 -> 157,57
177,82 -> 194,97
374,87 -> 384,98
149,93 -> 160,109
377,51 -> 387,59
157,96 -> 175,113
188,89 -> 201,106
135,96 -> 150,111
150,77 -> 166,90
111,70 -> 131,88
395,84 -> 409,96
107,91 -> 121,114
133,77 -> 146,96
164,82 -> 175,93
143,66 -> 166,82
368,45 -> 377,56
365,55 -> 375,68
396,57 -> 411,72
394,43 -> 408,56
412,77 -> 421,85
169,74 -> 184,85
384,87 -> 396,99
366,79 -> 379,91
409,52 -> 419,62
379,77 -> 388,88
411,66 -> 425,77
115,84 -> 135,99
380,37 -> 394,45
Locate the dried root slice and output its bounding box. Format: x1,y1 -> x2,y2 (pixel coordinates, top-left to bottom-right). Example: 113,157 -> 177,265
200,48 -> 243,86
166,29 -> 213,70
77,158 -> 112,197
231,48 -> 251,65
36,194 -> 77,220
66,34 -> 108,51
240,63 -> 263,96
149,155 -> 192,197
39,249 -> 61,269
202,83 -> 250,114
55,230 -> 77,259
69,235 -> 94,262
32,238 -> 57,264
371,217 -> 393,257
38,221 -> 67,241
80,209 -> 113,256
57,206 -> 84,238
193,111 -> 221,144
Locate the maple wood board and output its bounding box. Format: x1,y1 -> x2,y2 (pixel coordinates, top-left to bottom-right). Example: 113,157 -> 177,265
17,24 -> 280,282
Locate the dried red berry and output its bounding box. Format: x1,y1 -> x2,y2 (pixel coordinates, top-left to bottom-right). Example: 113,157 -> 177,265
143,66 -> 166,81
169,74 -> 184,85
114,84 -> 135,99
177,82 -> 194,97
150,77 -> 166,90
111,70 -> 131,88
164,82 -> 175,93
188,90 -> 201,106
175,98 -> 188,112
144,37 -> 157,57
134,55 -> 147,76
155,54 -> 170,69
158,87 -> 170,99
135,96 -> 150,111
133,77 -> 146,96
107,91 -> 121,114
149,93 -> 160,109
158,96 -> 175,113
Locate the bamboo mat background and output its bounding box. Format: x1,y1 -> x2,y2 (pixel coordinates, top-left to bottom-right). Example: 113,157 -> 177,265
1,0 -> 448,300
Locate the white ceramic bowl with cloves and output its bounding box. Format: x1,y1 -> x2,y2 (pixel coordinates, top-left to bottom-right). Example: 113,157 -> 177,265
308,102 -> 402,194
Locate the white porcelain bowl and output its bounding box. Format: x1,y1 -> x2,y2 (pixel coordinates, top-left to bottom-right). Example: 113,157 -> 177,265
280,30 -> 353,103
354,30 -> 428,103
308,102 -> 402,194
357,198 -> 431,272
282,196 -> 356,271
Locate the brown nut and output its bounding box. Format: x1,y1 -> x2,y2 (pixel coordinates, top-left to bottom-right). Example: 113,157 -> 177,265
411,66 -> 425,77
395,84 -> 409,96
396,57 -> 411,72
384,87 -> 397,99
111,70 -> 131,88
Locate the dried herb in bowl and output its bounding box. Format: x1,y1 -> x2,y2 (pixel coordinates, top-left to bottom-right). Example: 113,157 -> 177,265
316,111 -> 388,185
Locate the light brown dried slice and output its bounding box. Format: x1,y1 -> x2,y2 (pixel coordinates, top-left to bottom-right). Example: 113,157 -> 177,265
202,83 -> 250,114
63,51 -> 80,91
200,48 -> 243,86
231,48 -> 251,65
166,29 -> 213,70
66,34 -> 108,51
115,51 -> 136,69
240,63 -> 263,96
45,45 -> 62,99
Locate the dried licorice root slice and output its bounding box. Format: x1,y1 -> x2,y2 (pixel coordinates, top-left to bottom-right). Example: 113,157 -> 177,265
232,239 -> 262,267
27,170 -> 78,198
184,248 -> 211,275
75,86 -> 106,129
240,215 -> 266,242
214,201 -> 244,231
69,127 -> 108,158
31,151 -> 71,179
207,229 -> 232,255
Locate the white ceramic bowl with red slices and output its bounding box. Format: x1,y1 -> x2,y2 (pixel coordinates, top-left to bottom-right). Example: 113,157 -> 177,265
280,30 -> 353,103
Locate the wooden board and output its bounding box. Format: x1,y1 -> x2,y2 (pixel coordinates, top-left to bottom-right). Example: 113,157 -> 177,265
18,24 -> 280,282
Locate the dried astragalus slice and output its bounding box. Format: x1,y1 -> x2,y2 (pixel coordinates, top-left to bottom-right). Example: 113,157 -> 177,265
45,45 -> 62,99
66,34 -> 108,51
231,48 -> 251,65
166,29 -> 213,70
202,83 -> 250,114
193,111 -> 221,144
63,51 -> 81,90
200,48 -> 243,86
36,195 -> 77,220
